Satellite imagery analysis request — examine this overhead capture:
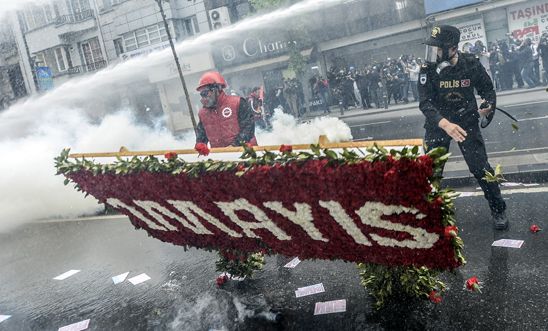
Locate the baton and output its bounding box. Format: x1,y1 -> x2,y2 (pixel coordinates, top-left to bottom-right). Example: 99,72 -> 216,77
496,107 -> 518,122
480,105 -> 518,128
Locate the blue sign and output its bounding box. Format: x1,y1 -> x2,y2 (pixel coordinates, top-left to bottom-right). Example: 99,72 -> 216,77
36,66 -> 54,91
425,0 -> 485,15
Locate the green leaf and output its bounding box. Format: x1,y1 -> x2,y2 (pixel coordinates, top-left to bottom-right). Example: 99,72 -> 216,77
511,122 -> 519,132
324,149 -> 338,160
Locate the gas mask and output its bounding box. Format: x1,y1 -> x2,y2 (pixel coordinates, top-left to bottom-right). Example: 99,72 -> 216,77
200,86 -> 220,109
425,45 -> 457,74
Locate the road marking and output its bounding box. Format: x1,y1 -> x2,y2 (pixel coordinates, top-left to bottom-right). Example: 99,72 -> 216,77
349,121 -> 391,128
37,186 -> 548,223
517,115 -> 548,121
449,146 -> 548,159
505,100 -> 548,108
35,215 -> 126,224
457,186 -> 548,198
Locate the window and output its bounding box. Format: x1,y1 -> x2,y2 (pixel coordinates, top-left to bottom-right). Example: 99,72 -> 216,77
81,37 -> 105,71
122,23 -> 168,52
181,16 -> 199,36
68,0 -> 91,14
114,39 -> 124,57
54,47 -> 68,72
34,53 -> 47,67
24,4 -> 55,30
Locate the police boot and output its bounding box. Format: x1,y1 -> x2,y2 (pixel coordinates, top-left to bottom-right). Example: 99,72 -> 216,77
491,211 -> 509,230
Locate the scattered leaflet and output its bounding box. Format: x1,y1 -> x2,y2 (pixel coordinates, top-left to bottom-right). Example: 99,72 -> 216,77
58,319 -> 90,331
492,239 -> 524,248
314,299 -> 347,315
295,283 -> 325,298
284,257 -> 301,268
112,272 -> 129,284
0,315 -> 11,323
53,270 -> 81,280
128,273 -> 151,285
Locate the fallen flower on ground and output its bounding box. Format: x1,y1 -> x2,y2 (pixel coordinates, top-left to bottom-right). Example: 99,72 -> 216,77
465,276 -> 482,293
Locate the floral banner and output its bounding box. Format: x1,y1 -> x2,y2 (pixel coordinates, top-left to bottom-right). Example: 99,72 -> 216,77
57,145 -> 463,270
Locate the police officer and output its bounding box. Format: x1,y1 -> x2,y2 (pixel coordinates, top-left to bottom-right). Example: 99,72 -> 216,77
419,25 -> 509,230
195,71 -> 257,148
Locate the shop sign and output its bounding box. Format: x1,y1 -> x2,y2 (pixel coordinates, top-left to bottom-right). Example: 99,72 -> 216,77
454,18 -> 488,53
215,37 -> 297,67
120,40 -> 172,61
507,1 -> 548,42
36,66 -> 54,91
148,51 -> 214,83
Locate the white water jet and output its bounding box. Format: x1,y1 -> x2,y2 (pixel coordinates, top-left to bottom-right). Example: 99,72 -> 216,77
0,0 -> 353,231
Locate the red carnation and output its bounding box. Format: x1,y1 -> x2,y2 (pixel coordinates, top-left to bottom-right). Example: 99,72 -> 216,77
216,274 -> 229,287
195,143 -> 210,156
429,290 -> 442,303
530,224 -> 541,233
465,276 -> 482,293
279,144 -> 293,153
444,225 -> 458,238
164,152 -> 177,160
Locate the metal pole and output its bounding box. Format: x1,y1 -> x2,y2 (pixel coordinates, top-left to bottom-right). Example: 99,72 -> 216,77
154,0 -> 198,133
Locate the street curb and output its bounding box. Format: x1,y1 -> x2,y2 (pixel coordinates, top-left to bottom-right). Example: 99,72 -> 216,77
442,169 -> 548,188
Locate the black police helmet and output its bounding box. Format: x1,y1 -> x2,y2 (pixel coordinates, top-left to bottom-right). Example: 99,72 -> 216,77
424,25 -> 461,48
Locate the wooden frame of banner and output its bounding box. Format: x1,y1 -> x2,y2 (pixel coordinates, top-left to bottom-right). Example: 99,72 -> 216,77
68,136 -> 424,159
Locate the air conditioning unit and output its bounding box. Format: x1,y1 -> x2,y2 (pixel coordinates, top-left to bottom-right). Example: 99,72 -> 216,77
208,6 -> 231,30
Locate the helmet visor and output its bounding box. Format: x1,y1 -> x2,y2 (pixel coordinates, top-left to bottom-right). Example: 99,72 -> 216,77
425,45 -> 440,63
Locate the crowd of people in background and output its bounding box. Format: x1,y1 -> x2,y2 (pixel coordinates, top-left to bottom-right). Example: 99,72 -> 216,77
486,33 -> 548,91
236,33 -> 548,128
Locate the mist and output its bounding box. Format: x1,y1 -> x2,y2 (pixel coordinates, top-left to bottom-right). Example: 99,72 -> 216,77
0,0 -> 356,231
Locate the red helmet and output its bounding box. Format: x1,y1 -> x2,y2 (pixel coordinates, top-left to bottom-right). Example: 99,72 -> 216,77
196,71 -> 227,91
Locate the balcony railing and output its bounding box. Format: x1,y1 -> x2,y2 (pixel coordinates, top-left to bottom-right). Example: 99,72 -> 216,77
55,10 -> 94,25
65,60 -> 107,75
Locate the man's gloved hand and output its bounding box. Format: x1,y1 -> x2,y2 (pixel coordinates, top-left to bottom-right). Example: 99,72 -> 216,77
479,100 -> 495,128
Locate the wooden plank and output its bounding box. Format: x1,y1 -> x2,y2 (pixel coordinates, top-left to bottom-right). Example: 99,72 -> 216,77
68,138 -> 424,159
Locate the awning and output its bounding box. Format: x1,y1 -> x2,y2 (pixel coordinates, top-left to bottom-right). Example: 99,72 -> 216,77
222,48 -> 313,75
317,19 -> 424,53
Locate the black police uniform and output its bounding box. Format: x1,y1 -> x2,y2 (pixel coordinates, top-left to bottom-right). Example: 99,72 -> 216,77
418,27 -> 506,218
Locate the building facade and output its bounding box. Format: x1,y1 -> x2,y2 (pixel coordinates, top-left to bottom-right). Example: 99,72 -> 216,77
0,22 -> 27,111
8,0 -> 537,130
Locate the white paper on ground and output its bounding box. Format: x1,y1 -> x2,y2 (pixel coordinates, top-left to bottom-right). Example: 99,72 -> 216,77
284,257 -> 301,268
295,283 -> 325,298
314,299 -> 346,315
0,315 -> 11,323
128,273 -> 151,285
492,239 -> 524,248
58,319 -> 90,331
53,270 -> 81,280
112,272 -> 129,284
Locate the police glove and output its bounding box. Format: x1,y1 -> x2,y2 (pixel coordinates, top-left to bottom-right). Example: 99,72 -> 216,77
479,100 -> 495,128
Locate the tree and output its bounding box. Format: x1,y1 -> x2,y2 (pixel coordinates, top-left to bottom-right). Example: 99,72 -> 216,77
248,0 -> 313,115
248,0 -> 296,11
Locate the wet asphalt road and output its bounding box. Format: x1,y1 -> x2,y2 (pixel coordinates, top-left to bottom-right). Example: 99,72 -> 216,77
0,186 -> 547,330
346,101 -> 548,155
